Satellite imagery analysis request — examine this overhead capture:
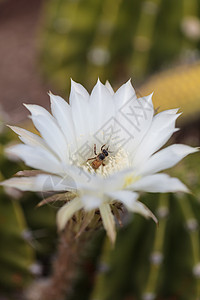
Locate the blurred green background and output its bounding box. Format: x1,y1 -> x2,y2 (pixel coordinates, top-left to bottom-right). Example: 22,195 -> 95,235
0,0 -> 200,299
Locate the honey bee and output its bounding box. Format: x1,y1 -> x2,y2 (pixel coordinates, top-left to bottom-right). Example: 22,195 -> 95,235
87,144 -> 110,170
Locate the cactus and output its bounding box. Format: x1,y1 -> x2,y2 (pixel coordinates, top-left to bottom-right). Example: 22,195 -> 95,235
0,131 -> 34,294
1,1 -> 200,297
0,187 -> 34,292
39,0 -> 200,93
0,127 -> 57,297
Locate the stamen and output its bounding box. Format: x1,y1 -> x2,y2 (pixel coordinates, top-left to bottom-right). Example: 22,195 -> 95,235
81,147 -> 130,177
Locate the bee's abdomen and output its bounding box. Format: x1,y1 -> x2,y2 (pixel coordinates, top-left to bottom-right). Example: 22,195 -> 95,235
91,160 -> 101,169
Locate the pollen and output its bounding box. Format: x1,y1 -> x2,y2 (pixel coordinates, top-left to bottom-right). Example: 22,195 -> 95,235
123,174 -> 140,188
123,175 -> 135,187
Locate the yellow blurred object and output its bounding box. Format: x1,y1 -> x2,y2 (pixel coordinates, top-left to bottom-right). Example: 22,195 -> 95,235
140,62 -> 200,121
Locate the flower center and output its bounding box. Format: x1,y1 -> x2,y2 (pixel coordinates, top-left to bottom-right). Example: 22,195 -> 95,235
81,147 -> 130,177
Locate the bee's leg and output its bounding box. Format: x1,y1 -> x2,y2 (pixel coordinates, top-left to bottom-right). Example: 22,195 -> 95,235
94,144 -> 97,155
107,146 -> 114,153
101,144 -> 106,151
87,157 -> 96,161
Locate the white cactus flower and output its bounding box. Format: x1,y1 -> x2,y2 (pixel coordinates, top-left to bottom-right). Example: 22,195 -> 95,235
1,79 -> 198,244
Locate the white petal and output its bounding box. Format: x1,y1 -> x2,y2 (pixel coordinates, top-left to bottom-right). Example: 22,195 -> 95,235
69,79 -> 89,103
126,94 -> 154,153
23,104 -> 54,119
81,195 -> 102,210
103,169 -> 135,192
89,79 -> 115,143
1,177 -> 40,191
68,166 -> 134,194
99,203 -> 116,245
108,189 -> 157,223
66,164 -> 128,194
34,174 -> 76,192
25,104 -> 69,163
31,115 -> 68,163
8,126 -> 47,149
129,173 -> 189,193
107,190 -> 139,207
64,164 -> 95,190
106,189 -> 157,223
49,92 -> 77,152
156,108 -> 179,115
0,174 -> 76,192
114,79 -> 137,109
114,91 -> 154,154
105,80 -> 114,95
132,112 -> 181,167
69,79 -> 90,146
57,197 -> 83,231
6,144 -> 64,175
138,144 -> 199,176
129,201 -> 158,223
